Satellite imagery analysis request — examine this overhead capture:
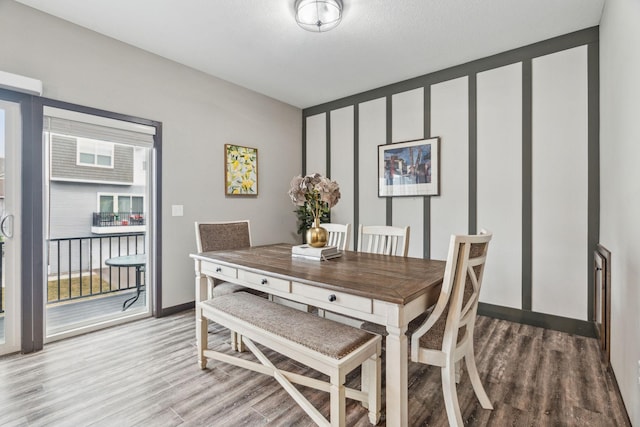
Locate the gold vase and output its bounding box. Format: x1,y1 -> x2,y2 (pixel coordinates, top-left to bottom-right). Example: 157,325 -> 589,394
306,217 -> 328,248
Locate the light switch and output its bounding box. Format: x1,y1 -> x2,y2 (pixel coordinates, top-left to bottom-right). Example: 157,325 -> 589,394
171,205 -> 184,216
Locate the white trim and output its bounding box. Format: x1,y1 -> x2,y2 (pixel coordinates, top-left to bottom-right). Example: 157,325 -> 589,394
0,70 -> 42,96
49,177 -> 133,185
44,106 -> 156,136
91,225 -> 145,234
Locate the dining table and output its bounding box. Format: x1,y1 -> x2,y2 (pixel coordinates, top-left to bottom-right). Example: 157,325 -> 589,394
191,243 -> 446,427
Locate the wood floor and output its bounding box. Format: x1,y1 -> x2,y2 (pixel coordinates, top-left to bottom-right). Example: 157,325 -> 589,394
0,310 -> 629,426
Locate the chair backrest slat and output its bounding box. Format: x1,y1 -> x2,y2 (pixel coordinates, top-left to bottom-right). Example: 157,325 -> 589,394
322,223 -> 351,251
357,224 -> 410,257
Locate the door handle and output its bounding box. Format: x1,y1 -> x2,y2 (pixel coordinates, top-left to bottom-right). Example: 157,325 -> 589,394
1,214 -> 14,239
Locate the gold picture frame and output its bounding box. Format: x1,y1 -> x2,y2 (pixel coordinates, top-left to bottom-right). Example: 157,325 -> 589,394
224,144 -> 258,196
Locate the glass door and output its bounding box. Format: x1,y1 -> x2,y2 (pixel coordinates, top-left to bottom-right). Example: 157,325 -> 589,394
0,99 -> 22,355
43,107 -> 155,340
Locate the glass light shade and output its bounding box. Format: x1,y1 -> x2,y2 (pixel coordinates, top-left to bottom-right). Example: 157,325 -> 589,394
295,0 -> 343,32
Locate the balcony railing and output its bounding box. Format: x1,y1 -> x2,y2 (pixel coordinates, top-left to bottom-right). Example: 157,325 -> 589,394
92,211 -> 145,227
47,233 -> 145,304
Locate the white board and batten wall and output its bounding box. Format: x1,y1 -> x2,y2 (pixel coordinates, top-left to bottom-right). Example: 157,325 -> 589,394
531,46 -> 589,321
304,34 -> 594,324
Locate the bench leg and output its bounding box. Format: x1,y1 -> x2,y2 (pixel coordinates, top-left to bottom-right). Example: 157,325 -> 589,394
330,372 -> 347,427
231,331 -> 246,352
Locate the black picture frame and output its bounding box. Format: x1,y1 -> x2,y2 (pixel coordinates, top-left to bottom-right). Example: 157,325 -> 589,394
378,137 -> 440,197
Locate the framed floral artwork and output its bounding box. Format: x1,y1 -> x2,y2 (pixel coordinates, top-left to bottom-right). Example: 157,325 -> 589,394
224,144 -> 258,196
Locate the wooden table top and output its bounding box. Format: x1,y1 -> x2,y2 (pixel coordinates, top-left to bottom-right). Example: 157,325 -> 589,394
192,243 -> 446,305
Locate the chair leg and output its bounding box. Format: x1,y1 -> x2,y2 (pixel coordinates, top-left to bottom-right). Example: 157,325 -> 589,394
361,353 -> 381,424
465,346 -> 493,409
442,364 -> 464,427
455,360 -> 463,384
197,307 -> 208,369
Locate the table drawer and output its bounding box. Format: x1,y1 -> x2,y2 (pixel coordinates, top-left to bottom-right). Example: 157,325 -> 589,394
202,263 -> 237,281
291,282 -> 372,314
238,270 -> 291,293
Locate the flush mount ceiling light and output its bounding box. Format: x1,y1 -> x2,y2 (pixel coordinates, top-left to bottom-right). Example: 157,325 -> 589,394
295,0 -> 343,33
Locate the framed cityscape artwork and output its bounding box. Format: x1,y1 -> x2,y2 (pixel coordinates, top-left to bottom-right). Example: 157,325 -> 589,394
378,137 -> 439,197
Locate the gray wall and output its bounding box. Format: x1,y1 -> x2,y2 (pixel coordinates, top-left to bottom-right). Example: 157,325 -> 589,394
600,0 -> 640,423
0,0 -> 302,308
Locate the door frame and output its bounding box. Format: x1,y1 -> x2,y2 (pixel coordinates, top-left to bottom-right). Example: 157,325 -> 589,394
0,97 -> 24,354
0,88 -> 163,353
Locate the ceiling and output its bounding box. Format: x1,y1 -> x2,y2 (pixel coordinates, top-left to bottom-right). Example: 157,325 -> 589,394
16,0 -> 604,109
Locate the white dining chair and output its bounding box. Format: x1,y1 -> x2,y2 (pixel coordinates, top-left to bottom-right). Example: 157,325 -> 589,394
323,222 -> 351,251
357,224 -> 410,256
410,230 -> 493,426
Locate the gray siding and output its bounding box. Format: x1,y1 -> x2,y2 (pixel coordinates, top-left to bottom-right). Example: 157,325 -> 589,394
50,135 -> 134,183
49,182 -> 145,239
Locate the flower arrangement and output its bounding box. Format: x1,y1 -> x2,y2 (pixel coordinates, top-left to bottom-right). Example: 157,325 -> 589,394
288,173 -> 340,231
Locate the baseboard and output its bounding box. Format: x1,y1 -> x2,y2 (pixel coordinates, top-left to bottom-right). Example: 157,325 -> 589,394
157,301 -> 195,317
478,302 -> 597,338
607,363 -> 634,427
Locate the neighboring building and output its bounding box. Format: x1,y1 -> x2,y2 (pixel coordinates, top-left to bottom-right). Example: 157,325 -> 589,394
47,132 -> 147,274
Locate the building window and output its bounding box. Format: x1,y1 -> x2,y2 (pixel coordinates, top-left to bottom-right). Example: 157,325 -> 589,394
77,138 -> 114,168
99,194 -> 144,214
96,194 -> 145,227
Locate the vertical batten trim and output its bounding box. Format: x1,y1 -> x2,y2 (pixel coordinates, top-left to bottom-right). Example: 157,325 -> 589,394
385,95 -> 392,226
587,42 -> 600,321
469,74 -> 478,235
353,105 -> 360,250
302,116 -> 307,176
423,85 -> 431,259
522,59 -> 533,311
326,112 -> 331,177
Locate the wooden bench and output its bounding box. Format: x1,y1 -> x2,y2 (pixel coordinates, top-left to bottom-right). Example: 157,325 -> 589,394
197,292 -> 382,427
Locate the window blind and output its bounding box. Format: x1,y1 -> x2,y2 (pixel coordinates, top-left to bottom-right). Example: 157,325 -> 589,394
43,107 -> 155,147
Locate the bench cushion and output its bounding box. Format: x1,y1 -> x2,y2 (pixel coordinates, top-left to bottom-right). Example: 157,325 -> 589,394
202,292 -> 376,360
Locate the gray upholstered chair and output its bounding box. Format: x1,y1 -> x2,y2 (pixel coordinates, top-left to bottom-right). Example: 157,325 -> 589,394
195,220 -> 253,351
195,220 -> 252,298
410,230 -> 493,426
323,222 -> 351,251
357,224 -> 410,256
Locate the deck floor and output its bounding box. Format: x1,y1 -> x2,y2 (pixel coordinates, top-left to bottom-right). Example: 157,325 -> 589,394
0,290 -> 147,342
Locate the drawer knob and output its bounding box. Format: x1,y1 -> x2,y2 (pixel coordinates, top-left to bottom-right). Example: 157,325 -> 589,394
261,278 -> 268,285
328,294 -> 337,302
215,267 -> 222,272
